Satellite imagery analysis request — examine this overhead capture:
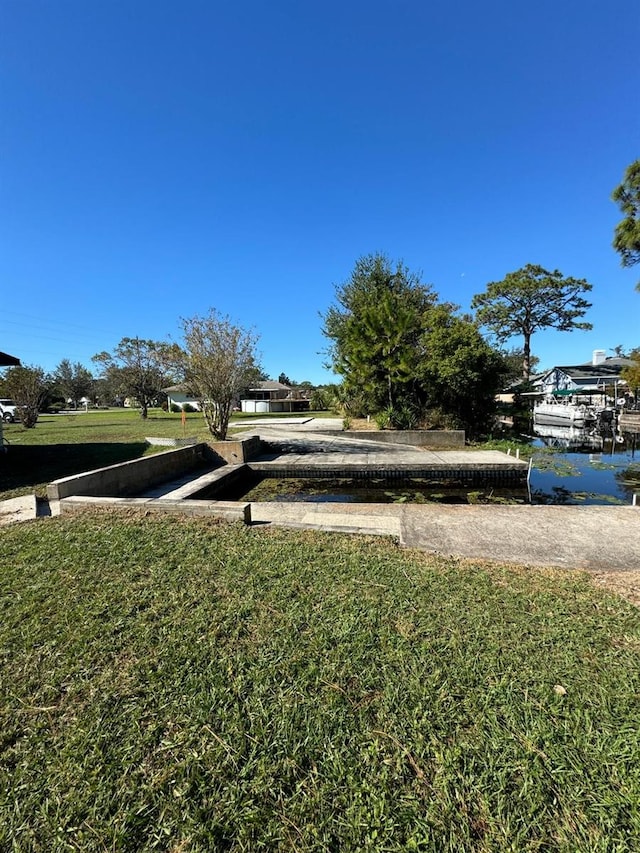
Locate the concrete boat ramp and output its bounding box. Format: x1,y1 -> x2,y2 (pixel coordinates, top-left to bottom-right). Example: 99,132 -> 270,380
251,501 -> 640,572
4,418 -> 639,572
239,422 -> 639,571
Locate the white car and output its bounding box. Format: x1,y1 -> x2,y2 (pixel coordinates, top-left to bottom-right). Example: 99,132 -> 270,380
0,399 -> 18,422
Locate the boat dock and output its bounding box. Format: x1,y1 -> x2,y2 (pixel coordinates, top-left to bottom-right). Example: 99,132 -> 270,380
241,421 -> 529,486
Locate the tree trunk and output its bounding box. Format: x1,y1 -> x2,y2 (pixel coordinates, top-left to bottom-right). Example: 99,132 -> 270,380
523,334 -> 531,381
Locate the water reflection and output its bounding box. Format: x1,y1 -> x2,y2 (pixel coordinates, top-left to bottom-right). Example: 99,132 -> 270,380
530,422 -> 640,505
533,422 -> 604,451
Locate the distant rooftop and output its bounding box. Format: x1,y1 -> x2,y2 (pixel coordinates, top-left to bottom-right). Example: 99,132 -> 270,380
0,350 -> 20,367
248,380 -> 292,392
553,357 -> 633,380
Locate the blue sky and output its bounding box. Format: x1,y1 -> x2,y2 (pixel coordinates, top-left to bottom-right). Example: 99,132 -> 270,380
2,0 -> 639,384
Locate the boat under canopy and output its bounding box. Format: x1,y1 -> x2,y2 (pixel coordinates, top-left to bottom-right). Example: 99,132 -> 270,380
551,388 -> 606,398
533,397 -> 597,427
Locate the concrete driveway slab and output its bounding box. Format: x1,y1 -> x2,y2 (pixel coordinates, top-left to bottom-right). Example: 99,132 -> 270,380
400,504 -> 640,571
0,494 -> 38,525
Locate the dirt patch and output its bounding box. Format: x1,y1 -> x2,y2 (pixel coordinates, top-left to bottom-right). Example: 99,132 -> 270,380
590,571 -> 640,607
347,418 -> 380,431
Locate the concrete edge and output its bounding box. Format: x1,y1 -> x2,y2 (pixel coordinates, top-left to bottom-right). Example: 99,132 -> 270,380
59,495 -> 251,524
256,518 -> 401,538
47,444 -> 213,501
343,429 -> 466,447
156,464 -> 248,500
0,494 -> 38,525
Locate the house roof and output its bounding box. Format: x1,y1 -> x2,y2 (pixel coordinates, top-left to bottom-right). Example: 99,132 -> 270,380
163,383 -> 192,394
541,357 -> 633,383
556,362 -> 631,381
0,350 -> 20,367
248,380 -> 292,391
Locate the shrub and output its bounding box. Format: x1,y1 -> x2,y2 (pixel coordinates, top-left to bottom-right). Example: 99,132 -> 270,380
333,386 -> 368,418
374,409 -> 391,430
423,406 -> 462,431
389,403 -> 421,430
310,389 -> 330,410
170,403 -> 181,413
17,405 -> 38,429
182,403 -> 196,413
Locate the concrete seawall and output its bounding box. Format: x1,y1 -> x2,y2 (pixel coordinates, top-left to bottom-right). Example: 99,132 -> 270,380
47,443 -> 215,501
342,429 -> 465,448
248,461 -> 527,486
47,437 -> 265,502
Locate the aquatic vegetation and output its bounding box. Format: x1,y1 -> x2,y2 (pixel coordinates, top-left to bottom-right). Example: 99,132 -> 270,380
568,491 -> 626,505
618,462 -> 640,487
532,448 -> 581,477
589,460 -> 619,470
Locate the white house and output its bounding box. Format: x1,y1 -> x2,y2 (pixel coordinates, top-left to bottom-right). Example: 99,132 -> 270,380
534,350 -> 633,398
163,384 -> 201,411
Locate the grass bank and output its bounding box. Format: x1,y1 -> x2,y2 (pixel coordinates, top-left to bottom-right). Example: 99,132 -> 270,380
2,512 -> 639,851
0,409 -> 205,500
0,409 -> 335,500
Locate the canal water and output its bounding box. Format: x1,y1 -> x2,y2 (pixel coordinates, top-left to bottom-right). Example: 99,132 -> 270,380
230,425 -> 640,506
236,477 -> 529,505
528,424 -> 640,506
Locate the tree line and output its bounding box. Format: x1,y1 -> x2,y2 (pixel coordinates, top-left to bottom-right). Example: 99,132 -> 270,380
3,262 -> 638,439
2,158 -> 638,438
322,255 -> 598,437
0,311 -> 264,439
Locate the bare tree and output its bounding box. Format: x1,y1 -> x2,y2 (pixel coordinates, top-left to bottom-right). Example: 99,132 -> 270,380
180,310 -> 262,440
92,338 -> 174,418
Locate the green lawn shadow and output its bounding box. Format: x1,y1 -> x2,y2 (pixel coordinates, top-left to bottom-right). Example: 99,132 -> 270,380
0,442 -> 149,494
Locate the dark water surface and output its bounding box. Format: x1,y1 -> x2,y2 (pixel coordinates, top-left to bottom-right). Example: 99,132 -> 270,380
528,426 -> 640,506
208,427 -> 640,507
237,477 -> 529,505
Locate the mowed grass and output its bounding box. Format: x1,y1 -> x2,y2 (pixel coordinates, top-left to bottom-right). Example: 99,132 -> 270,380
0,409 -> 205,500
2,512 -> 639,851
0,409 -> 333,500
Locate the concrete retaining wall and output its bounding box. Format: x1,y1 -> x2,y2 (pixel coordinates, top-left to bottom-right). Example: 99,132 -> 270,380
342,430 -> 465,448
185,464 -> 249,499
156,464 -> 248,500
47,443 -> 214,501
210,435 -> 263,464
59,495 -> 251,523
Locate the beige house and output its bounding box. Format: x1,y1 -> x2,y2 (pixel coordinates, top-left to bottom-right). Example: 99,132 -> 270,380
240,380 -> 311,413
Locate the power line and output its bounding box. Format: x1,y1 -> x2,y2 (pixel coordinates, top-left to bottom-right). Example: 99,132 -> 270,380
1,309 -> 98,335
0,314 -> 131,345
1,315 -> 178,354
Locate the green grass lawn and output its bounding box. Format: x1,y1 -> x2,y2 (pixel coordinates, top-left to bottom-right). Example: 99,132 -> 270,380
0,409 -> 336,500
2,512 -> 639,851
3,408 -> 638,848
